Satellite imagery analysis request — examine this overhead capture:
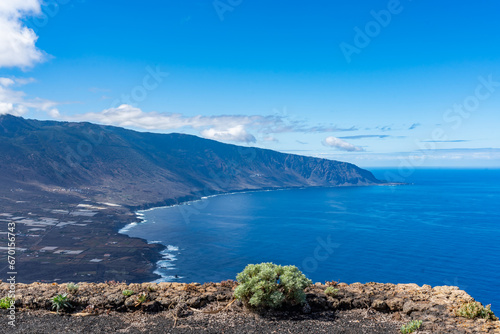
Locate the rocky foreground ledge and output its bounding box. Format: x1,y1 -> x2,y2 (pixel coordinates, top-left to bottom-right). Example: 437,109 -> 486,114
1,281 -> 499,334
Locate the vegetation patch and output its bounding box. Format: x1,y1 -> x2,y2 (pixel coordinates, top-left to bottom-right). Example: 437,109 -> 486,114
400,320 -> 422,333
122,289 -> 134,297
66,283 -> 79,293
324,286 -> 339,297
233,262 -> 312,309
51,293 -> 71,314
134,293 -> 149,307
0,297 -> 14,309
455,302 -> 497,320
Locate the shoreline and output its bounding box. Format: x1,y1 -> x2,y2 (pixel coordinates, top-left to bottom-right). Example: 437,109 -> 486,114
118,182 -> 397,284
118,182 -> 398,283
119,187 -> 301,283
0,181 -> 386,285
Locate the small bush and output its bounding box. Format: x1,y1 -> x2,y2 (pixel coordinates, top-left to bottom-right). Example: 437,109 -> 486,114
479,305 -> 497,320
324,287 -> 339,297
0,297 -> 14,309
51,293 -> 71,314
122,289 -> 134,296
137,293 -> 148,303
66,283 -> 79,293
134,293 -> 149,307
400,320 -> 422,333
456,302 -> 497,320
233,263 -> 312,309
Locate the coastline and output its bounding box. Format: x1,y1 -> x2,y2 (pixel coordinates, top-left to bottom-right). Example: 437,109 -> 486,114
0,181 -> 385,284
118,210 -> 182,283
118,187 -> 298,283
118,182 -> 394,283
111,172 -> 500,312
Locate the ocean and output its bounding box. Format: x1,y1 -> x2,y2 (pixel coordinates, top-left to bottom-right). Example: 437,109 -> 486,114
120,168 -> 500,310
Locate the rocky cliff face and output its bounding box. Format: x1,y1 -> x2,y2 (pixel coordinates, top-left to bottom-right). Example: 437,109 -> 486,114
0,115 -> 381,206
2,282 -> 498,333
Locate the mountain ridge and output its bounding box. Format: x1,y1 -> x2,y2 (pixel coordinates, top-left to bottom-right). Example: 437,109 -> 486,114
0,114 -> 381,207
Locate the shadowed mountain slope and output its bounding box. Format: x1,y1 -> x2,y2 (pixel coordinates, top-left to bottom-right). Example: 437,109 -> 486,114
0,115 -> 381,207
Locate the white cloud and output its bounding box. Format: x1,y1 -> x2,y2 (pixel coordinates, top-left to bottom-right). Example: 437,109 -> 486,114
322,136 -> 364,152
262,135 -> 279,143
0,102 -> 26,116
0,76 -> 36,88
0,78 -> 15,87
0,76 -> 58,116
48,108 -> 60,118
72,104 -> 357,133
0,0 -> 45,69
201,125 -> 256,143
76,104 -> 261,131
69,104 -> 359,144
70,104 -> 259,143
14,77 -> 36,85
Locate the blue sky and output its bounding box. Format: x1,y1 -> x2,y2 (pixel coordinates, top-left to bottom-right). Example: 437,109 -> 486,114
1,0 -> 500,167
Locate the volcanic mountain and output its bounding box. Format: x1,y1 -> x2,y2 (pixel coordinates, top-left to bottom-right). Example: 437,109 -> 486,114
0,114 -> 381,208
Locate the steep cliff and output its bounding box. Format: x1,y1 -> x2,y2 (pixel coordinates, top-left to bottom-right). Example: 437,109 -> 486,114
0,114 -> 381,206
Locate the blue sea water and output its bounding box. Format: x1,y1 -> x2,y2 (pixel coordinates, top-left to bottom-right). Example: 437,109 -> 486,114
120,169 -> 500,310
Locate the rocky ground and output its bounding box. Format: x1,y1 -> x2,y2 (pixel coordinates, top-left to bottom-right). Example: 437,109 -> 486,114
1,281 -> 499,333
0,182 -> 165,283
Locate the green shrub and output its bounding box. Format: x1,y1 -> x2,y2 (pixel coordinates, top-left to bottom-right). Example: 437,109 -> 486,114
51,293 -> 71,314
122,289 -> 134,297
0,297 -> 14,309
66,283 -> 79,293
455,302 -> 497,320
479,305 -> 497,320
400,320 -> 422,333
233,263 -> 312,309
324,287 -> 339,297
134,293 -> 149,307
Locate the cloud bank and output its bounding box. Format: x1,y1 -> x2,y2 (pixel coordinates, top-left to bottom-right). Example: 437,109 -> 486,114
322,136 -> 364,152
339,135 -> 391,140
201,125 -> 256,143
0,77 -> 59,116
0,2 -> 55,116
68,104 -> 358,143
0,0 -> 45,69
